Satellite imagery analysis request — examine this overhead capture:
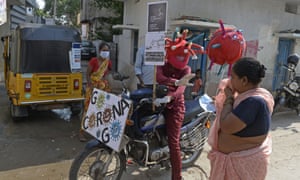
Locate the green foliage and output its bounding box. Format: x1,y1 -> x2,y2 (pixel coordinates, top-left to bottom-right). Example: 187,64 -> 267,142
43,0 -> 80,27
34,9 -> 46,17
91,0 -> 123,41
93,0 -> 123,15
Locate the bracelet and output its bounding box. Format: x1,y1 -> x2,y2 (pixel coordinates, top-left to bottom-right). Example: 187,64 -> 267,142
174,80 -> 179,86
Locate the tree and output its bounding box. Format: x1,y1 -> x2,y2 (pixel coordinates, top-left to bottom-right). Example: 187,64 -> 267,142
91,0 -> 123,41
43,0 -> 80,26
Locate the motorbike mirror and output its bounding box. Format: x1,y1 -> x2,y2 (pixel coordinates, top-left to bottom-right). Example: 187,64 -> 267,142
112,72 -> 129,81
282,64 -> 295,72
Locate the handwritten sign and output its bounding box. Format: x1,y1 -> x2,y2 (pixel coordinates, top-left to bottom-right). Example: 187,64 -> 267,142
82,89 -> 132,152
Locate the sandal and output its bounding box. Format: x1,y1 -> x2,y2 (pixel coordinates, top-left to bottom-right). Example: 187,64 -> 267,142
79,130 -> 88,142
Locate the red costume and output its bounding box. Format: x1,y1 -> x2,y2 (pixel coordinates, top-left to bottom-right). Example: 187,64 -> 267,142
207,20 -> 246,75
157,29 -> 205,180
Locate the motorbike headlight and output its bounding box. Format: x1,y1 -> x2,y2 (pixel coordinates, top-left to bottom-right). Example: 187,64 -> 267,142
289,82 -> 299,91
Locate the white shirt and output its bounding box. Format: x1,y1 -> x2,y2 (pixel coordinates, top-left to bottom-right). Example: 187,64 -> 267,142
134,47 -> 155,85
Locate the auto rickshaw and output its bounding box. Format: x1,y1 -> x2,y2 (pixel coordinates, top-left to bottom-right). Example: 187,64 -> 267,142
1,23 -> 84,120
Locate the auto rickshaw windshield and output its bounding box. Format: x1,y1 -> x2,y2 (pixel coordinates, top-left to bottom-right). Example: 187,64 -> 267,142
18,25 -> 81,73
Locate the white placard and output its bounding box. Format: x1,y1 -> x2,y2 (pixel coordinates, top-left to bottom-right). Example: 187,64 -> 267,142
82,89 -> 132,152
144,32 -> 165,66
71,43 -> 81,70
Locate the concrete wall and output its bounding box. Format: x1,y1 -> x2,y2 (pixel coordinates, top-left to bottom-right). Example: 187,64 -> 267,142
114,0 -> 300,95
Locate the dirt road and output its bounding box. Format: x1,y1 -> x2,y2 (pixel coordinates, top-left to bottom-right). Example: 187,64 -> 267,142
0,82 -> 299,179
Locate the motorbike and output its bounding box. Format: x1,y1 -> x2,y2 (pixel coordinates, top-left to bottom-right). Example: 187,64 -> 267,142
69,72 -> 216,180
273,54 -> 300,115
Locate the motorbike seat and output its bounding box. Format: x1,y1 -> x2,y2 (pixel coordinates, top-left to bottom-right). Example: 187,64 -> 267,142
184,98 -> 204,124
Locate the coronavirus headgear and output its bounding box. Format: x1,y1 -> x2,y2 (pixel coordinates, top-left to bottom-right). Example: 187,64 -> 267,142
165,29 -> 205,69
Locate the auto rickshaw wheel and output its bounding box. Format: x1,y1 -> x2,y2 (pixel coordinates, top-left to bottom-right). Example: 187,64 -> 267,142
71,101 -> 83,116
10,102 -> 28,122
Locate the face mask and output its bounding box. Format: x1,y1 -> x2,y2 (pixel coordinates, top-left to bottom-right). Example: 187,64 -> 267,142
100,51 -> 110,59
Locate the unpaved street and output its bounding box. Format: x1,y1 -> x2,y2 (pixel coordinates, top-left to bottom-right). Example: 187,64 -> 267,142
0,82 -> 300,180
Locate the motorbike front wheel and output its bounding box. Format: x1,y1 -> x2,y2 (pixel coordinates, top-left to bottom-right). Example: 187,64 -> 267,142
181,149 -> 202,168
69,146 -> 126,180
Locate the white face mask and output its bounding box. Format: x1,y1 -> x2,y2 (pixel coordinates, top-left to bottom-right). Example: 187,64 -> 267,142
100,51 -> 110,59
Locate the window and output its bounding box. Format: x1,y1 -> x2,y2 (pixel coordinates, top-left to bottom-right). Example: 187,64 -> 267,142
285,3 -> 299,14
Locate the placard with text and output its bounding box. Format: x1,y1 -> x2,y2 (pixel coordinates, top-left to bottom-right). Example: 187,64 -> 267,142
82,89 -> 132,152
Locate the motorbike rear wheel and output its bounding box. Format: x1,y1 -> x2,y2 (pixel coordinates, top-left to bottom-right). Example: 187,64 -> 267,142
69,146 -> 126,180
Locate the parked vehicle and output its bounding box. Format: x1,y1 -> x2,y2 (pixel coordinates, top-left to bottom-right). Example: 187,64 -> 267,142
81,40 -> 97,60
1,23 -> 84,121
273,54 -> 300,115
69,72 -> 216,180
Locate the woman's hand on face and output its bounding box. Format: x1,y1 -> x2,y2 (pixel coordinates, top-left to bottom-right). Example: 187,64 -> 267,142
224,87 -> 234,98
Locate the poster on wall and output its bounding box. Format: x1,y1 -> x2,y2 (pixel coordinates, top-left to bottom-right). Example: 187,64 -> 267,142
147,1 -> 167,32
82,89 -> 132,152
0,0 -> 7,26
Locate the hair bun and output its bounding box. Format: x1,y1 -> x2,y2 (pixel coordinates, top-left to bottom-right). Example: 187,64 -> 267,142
259,64 -> 266,78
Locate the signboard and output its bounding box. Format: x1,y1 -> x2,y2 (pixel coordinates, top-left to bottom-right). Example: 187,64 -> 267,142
144,32 -> 165,65
145,1 -> 167,66
0,0 -> 6,26
82,89 -> 132,152
81,23 -> 88,40
147,1 -> 167,32
70,43 -> 81,70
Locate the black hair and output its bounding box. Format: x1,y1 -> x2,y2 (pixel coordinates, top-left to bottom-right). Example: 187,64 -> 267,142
232,57 -> 266,85
99,42 -> 110,51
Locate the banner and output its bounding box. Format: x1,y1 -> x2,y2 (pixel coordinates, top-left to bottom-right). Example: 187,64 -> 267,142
82,89 -> 132,152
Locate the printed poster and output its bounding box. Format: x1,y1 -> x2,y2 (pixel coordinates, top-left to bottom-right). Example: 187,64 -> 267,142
82,89 -> 132,152
144,32 -> 165,65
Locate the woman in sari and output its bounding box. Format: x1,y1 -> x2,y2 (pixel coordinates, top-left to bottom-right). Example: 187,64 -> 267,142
208,57 -> 274,180
79,42 -> 112,141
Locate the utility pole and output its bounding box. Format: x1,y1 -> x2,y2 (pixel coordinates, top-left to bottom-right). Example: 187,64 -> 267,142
53,0 -> 57,18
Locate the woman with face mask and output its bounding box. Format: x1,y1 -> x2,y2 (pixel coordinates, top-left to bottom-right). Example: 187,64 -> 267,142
79,42 -> 112,142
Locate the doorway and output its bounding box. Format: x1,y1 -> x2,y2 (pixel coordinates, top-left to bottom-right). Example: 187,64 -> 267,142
272,38 -> 294,91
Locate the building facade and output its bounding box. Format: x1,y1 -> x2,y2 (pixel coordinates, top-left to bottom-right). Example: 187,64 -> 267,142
113,0 -> 300,95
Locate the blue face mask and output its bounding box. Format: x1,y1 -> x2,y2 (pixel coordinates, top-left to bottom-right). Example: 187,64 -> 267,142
100,51 -> 110,59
